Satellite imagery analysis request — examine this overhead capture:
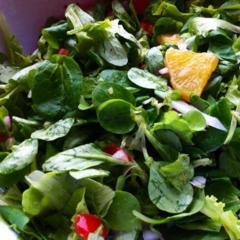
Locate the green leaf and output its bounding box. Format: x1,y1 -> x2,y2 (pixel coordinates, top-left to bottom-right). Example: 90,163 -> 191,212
99,69 -> 138,92
32,55 -> 83,119
105,191 -> 141,231
93,82 -> 135,108
128,68 -> 168,91
200,195 -> 240,240
22,171 -> 81,216
145,47 -> 164,74
0,65 -> 18,84
189,17 -> 240,37
0,206 -> 29,231
0,14 -> 31,67
183,110 -> 206,132
152,2 -> 192,22
31,118 -> 74,141
42,21 -> 68,49
226,76 -> 240,107
153,111 -> 193,144
97,99 -> 136,134
42,143 -> 127,172
148,162 -> 193,213
80,178 -> 115,217
70,169 -> 110,180
133,189 -> 204,224
112,0 -> 137,32
65,3 -> 94,30
160,154 -> 194,191
99,36 -> 128,67
0,139 -> 38,175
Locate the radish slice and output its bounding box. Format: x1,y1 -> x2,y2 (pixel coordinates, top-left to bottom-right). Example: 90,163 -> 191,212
154,90 -> 227,132
159,67 -> 169,75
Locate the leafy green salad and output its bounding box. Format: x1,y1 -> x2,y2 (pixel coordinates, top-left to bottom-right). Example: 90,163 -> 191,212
0,0 -> 240,239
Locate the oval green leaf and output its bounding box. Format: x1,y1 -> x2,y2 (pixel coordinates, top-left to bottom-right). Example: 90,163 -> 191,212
97,99 -> 136,134
92,82 -> 135,109
148,162 -> 193,214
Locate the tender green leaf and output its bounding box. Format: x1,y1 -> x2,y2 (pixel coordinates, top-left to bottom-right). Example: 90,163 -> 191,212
183,110 -> 206,132
22,171 -> 81,216
152,2 -> 192,22
97,99 -> 136,134
145,47 -> 164,74
128,68 -> 167,91
153,111 -> 193,144
0,139 -> 38,175
31,118 -> 74,141
189,17 -> 240,37
133,189 -> 204,224
0,206 -> 29,231
0,14 -> 31,67
105,191 -> 141,231
65,3 -> 94,29
70,169 -> 110,180
80,178 -> 115,217
226,76 -> 240,106
160,154 -> 194,191
32,55 -> 83,119
112,0 -> 137,32
148,162 -> 193,214
99,36 -> 128,67
200,195 -> 240,240
0,65 -> 18,84
92,82 -> 135,108
42,21 -> 68,49
42,143 -> 127,172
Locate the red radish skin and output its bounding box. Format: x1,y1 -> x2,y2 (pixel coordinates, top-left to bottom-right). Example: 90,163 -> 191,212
0,133 -> 8,143
58,48 -> 69,56
140,20 -> 153,36
104,144 -> 132,162
74,214 -> 108,240
132,0 -> 150,15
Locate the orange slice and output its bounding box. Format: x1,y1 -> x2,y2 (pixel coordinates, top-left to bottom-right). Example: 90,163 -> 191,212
157,34 -> 183,45
165,48 -> 219,101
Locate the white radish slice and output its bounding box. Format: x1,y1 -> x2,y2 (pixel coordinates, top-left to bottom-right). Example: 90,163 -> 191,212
154,90 -> 227,132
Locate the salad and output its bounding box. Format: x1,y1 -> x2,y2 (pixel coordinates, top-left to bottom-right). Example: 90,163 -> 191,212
0,0 -> 240,239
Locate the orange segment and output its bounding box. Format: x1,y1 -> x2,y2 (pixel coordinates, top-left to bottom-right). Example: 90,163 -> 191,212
165,48 -> 219,101
157,34 -> 183,45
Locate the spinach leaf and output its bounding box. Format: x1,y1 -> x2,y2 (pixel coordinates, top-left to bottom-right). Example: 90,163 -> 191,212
32,55 -> 83,119
105,191 -> 141,231
183,110 -> 206,132
127,68 -> 168,91
31,118 -> 74,141
0,139 -> 38,175
148,162 -> 193,213
92,82 -> 135,108
97,99 -> 136,134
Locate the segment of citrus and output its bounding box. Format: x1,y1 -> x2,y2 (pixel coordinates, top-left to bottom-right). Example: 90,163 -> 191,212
157,34 -> 183,45
165,48 -> 219,101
